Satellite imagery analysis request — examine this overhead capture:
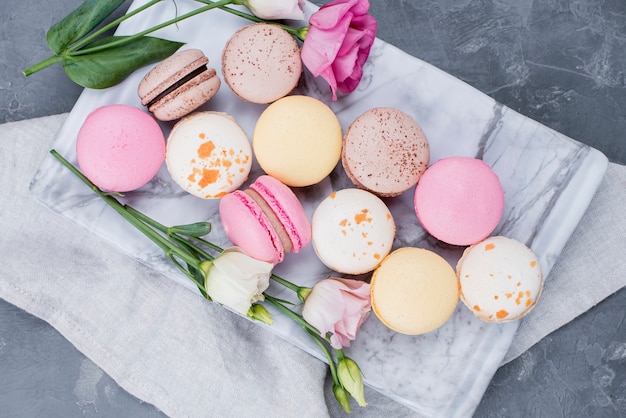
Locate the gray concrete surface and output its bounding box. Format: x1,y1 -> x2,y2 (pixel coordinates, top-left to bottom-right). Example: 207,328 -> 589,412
1,0 -> 625,416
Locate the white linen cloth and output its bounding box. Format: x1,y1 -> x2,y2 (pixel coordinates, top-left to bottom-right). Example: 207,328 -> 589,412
1,113 -> 625,417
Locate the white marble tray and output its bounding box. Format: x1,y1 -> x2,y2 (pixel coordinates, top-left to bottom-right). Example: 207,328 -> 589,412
30,1 -> 608,416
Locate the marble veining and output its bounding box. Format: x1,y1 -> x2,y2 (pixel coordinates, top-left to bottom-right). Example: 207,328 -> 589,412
29,1 -> 608,416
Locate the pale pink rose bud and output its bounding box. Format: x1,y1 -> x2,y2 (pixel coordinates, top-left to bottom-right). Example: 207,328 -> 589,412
302,277 -> 371,349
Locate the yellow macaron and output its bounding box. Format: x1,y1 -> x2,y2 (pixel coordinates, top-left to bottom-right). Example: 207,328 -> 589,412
371,247 -> 459,335
252,95 -> 342,187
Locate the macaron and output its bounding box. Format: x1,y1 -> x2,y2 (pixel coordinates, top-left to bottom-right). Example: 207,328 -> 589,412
342,107 -> 430,197
414,156 -> 504,246
76,104 -> 165,192
138,49 -> 221,121
253,95 -> 343,187
370,247 -> 459,335
311,188 -> 395,275
222,23 -> 302,104
457,236 -> 543,322
219,175 -> 311,264
165,111 -> 252,199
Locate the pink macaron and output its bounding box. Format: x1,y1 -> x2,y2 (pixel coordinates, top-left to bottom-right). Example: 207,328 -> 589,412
414,156 -> 504,246
219,175 -> 311,264
76,104 -> 165,192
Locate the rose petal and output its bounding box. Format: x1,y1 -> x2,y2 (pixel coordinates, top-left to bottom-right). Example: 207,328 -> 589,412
309,0 -> 359,29
301,0 -> 377,100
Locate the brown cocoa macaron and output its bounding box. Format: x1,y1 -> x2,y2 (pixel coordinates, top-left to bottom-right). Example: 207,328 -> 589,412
221,23 -> 302,104
137,49 -> 221,121
342,107 -> 430,197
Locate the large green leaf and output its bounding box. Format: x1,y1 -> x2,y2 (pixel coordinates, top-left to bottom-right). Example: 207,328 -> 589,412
46,0 -> 127,54
61,35 -> 184,89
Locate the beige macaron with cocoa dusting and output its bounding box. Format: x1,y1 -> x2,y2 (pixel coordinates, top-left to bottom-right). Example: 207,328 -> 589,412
138,49 -> 220,121
222,23 -> 302,104
342,107 -> 430,197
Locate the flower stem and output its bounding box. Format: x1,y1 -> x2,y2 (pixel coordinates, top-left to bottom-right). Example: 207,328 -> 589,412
269,273 -> 301,293
125,210 -> 306,296
189,236 -> 224,254
50,150 -> 201,271
71,0 -> 235,56
194,0 -> 308,40
306,329 -> 340,385
67,0 -> 164,53
173,234 -> 216,262
266,294 -> 340,385
196,0 -> 263,23
123,204 -> 169,233
22,55 -> 63,76
127,207 -> 218,259
264,294 -> 339,378
263,294 -> 321,336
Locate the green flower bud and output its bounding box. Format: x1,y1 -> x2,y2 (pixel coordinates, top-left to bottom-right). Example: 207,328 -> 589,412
337,357 -> 367,407
297,26 -> 309,40
333,384 -> 351,414
247,304 -> 274,325
297,286 -> 312,302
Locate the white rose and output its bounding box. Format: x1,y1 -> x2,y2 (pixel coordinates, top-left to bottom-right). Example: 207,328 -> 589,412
204,247 -> 273,315
244,0 -> 305,20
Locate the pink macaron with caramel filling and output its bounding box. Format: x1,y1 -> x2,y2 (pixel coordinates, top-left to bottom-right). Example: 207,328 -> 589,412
219,175 -> 311,264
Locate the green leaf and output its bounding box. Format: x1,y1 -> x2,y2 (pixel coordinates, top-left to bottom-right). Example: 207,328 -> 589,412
62,36 -> 184,89
47,0 -> 127,55
169,222 -> 212,238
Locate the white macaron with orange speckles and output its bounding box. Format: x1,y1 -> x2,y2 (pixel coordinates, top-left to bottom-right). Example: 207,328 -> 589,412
456,236 -> 544,322
312,188 -> 396,275
165,111 -> 252,199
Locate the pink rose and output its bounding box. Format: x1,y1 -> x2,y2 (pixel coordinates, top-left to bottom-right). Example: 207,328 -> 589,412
300,0 -> 377,100
302,277 -> 371,349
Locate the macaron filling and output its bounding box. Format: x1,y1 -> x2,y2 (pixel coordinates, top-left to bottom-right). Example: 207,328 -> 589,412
146,64 -> 212,109
138,49 -> 221,121
249,179 -> 304,253
243,188 -> 292,253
